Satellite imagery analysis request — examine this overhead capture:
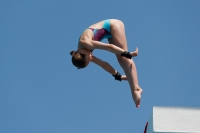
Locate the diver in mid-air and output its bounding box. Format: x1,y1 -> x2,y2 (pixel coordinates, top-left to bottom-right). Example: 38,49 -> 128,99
70,19 -> 142,108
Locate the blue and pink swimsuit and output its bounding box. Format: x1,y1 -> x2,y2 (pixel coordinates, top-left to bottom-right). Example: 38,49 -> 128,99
78,19 -> 112,49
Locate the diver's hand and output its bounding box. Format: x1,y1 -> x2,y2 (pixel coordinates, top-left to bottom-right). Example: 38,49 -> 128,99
130,47 -> 138,57
121,75 -> 127,80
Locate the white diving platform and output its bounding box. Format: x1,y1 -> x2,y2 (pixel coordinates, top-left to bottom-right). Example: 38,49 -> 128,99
145,106 -> 200,133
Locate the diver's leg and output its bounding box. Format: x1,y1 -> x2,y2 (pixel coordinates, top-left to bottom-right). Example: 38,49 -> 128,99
109,20 -> 143,108
108,38 -> 129,76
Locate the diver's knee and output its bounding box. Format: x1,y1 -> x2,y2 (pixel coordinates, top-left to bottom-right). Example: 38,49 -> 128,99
116,56 -> 123,64
116,55 -> 133,66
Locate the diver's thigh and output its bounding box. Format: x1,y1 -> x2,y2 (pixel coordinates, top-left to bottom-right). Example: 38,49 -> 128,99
110,20 -> 128,51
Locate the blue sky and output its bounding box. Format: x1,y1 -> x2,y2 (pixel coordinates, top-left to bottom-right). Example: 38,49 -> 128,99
1,0 -> 200,133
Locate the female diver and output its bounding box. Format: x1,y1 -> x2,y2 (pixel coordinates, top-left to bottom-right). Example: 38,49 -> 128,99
70,19 -> 143,108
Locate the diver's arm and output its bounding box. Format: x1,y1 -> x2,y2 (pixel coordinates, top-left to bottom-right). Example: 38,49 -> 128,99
90,40 -> 124,54
91,56 -> 127,81
80,39 -> 136,58
90,56 -> 116,75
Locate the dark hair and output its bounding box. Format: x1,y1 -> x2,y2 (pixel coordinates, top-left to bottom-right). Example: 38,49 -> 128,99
70,50 -> 87,69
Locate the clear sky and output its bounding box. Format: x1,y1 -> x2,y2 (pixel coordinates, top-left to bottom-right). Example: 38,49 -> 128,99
1,0 -> 200,133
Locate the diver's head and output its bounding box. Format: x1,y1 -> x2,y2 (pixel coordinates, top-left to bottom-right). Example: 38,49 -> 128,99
70,49 -> 92,69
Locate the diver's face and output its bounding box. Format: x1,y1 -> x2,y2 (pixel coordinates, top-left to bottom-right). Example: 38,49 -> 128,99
79,49 -> 93,66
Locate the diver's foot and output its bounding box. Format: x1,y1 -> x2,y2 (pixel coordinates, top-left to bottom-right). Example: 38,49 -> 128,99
133,87 -> 143,108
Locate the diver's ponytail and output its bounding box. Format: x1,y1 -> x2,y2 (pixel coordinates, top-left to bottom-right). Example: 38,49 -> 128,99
70,50 -> 75,56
